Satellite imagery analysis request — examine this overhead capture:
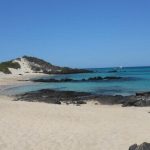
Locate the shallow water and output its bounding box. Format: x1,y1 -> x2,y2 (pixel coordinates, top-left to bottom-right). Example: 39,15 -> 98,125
3,66 -> 150,96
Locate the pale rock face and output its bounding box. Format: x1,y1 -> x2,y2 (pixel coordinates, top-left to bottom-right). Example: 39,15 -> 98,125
8,58 -> 34,75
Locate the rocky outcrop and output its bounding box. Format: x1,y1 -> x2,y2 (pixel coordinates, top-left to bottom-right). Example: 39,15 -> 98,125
15,89 -> 92,105
129,142 -> 150,150
15,88 -> 127,105
104,76 -> 122,80
96,95 -> 126,105
32,76 -> 124,83
122,92 -> 150,107
15,87 -> 150,107
96,93 -> 150,107
32,78 -> 75,83
136,92 -> 150,97
55,67 -> 92,74
122,98 -> 150,107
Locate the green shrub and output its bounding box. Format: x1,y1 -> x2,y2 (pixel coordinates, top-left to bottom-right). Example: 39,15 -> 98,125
0,61 -> 21,74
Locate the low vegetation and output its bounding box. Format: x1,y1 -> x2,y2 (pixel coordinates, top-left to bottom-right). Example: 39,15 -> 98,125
0,61 -> 20,74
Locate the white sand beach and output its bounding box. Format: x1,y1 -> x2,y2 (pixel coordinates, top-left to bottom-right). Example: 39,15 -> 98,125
0,74 -> 150,150
1,0 -> 150,149
0,73 -> 48,95
0,95 -> 150,150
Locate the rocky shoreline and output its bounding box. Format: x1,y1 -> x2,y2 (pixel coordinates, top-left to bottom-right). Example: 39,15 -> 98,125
129,142 -> 150,150
31,76 -> 135,83
15,89 -> 150,107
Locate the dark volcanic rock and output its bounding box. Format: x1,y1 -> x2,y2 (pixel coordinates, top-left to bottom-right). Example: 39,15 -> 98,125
136,92 -> 150,97
96,95 -> 126,105
54,101 -> 61,105
129,142 -> 150,150
32,76 -> 125,83
56,67 -> 93,74
129,144 -> 138,150
122,95 -> 150,107
95,91 -> 150,107
15,89 -> 92,105
33,78 -> 75,83
76,100 -> 87,105
15,87 -> 150,107
104,76 -> 122,80
88,76 -> 103,81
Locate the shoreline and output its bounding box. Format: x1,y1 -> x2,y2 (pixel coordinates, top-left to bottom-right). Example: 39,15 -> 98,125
1,74 -> 150,107
0,74 -> 150,149
0,73 -> 50,92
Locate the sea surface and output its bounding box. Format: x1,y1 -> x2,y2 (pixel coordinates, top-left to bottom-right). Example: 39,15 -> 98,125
3,66 -> 150,96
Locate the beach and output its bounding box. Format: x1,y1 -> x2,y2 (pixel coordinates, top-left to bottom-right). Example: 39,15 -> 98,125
0,73 -> 49,95
0,74 -> 150,150
0,95 -> 150,150
0,73 -> 48,86
1,0 -> 150,149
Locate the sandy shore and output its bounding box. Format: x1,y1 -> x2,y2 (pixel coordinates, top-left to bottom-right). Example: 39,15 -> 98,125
0,74 -> 150,150
0,73 -> 49,93
0,95 -> 150,150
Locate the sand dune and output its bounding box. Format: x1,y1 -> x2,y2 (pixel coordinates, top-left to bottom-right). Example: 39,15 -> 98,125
0,96 -> 150,150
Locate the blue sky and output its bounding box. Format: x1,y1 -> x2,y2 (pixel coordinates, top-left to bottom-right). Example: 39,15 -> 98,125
0,0 -> 150,68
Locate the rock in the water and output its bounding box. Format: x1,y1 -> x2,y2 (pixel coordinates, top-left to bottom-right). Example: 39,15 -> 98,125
129,142 -> 150,150
104,76 -> 122,80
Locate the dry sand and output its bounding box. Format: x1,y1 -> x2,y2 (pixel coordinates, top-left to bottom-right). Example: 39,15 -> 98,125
0,96 -> 150,150
0,74 -> 150,150
0,73 -> 48,94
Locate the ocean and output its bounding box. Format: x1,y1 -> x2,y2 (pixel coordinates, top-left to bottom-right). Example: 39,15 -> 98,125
3,66 -> 150,96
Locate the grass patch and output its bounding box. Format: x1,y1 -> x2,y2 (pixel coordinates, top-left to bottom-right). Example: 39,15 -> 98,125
0,61 -> 21,74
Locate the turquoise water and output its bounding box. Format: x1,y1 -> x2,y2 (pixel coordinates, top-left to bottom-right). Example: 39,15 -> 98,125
3,66 -> 150,96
